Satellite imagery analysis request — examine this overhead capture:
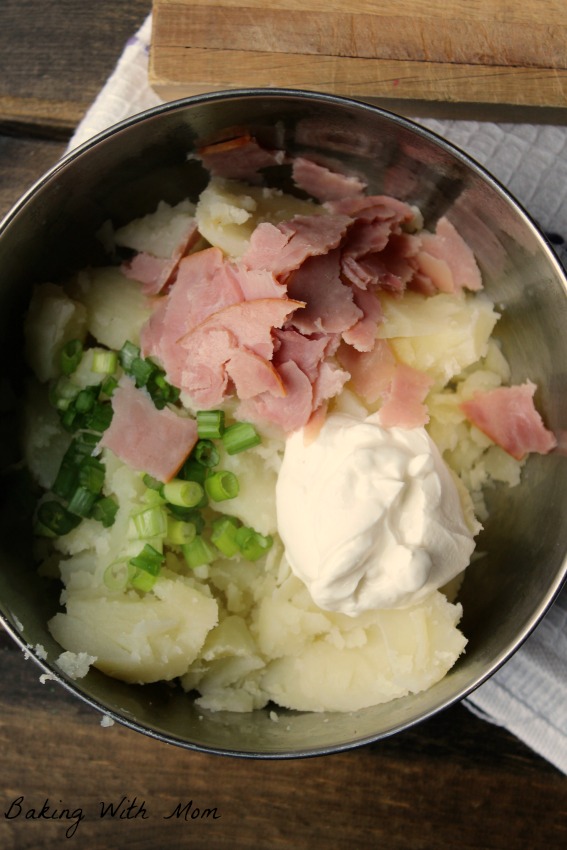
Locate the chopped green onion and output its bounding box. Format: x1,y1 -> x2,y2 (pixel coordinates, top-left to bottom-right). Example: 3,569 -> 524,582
166,518 -> 197,546
166,505 -> 205,533
51,376 -> 80,411
196,409 -> 225,440
91,496 -> 118,528
92,349 -> 118,375
74,387 -> 97,413
103,560 -> 134,591
210,515 -> 241,557
85,401 -> 113,433
182,536 -> 216,569
131,505 -> 168,539
101,375 -> 118,397
60,339 -> 83,376
142,473 -> 163,491
148,371 -> 180,406
37,500 -> 81,536
193,439 -> 220,468
180,458 -> 207,486
235,527 -> 273,561
76,431 -> 100,449
67,485 -> 97,517
222,421 -> 261,455
130,356 -> 156,387
78,456 -> 105,494
162,478 -> 204,508
204,470 -> 239,502
129,543 -> 165,578
129,543 -> 164,592
130,569 -> 158,592
52,458 -> 79,501
118,340 -> 140,372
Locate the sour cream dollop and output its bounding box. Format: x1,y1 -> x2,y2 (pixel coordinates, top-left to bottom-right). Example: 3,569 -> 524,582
276,412 -> 480,616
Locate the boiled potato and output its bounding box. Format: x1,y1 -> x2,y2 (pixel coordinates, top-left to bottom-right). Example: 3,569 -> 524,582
49,573 -> 218,683
68,266 -> 151,349
24,283 -> 87,382
196,177 -> 321,258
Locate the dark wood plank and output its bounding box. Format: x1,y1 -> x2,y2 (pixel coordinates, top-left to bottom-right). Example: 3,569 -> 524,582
0,135 -> 66,218
0,0 -> 152,136
1,633 -> 566,850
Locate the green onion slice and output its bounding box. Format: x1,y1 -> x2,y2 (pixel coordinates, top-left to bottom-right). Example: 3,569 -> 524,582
131,505 -> 168,540
60,339 -> 83,376
235,526 -> 273,561
37,501 -> 81,536
204,470 -> 239,502
196,409 -> 225,440
193,439 -> 220,468
210,515 -> 241,557
92,349 -> 118,375
162,478 -> 204,508
91,496 -> 118,528
222,422 -> 261,455
182,536 -> 216,569
166,518 -> 197,546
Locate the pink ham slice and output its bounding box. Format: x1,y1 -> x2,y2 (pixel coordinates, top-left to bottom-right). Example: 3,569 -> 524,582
417,217 -> 483,293
99,377 -> 198,483
341,287 -> 384,352
237,360 -> 314,433
461,382 -> 557,460
272,328 -> 328,382
286,248 -> 362,336
179,298 -> 303,406
197,132 -> 285,183
140,247 -> 244,385
225,348 -> 286,400
326,194 -> 416,227
378,363 -> 434,429
337,339 -> 397,405
121,218 -> 200,296
241,214 -> 351,278
291,156 -> 367,202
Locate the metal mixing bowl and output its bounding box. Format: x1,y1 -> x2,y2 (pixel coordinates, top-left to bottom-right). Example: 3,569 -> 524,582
1,89 -> 566,757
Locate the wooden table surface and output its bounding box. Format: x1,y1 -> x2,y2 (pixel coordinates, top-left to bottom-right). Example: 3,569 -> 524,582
0,3 -> 565,849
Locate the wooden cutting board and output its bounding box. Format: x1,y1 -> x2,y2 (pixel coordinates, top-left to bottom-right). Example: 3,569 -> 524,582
149,0 -> 567,117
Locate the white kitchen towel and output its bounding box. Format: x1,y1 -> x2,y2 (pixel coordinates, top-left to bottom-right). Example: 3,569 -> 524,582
68,14 -> 567,774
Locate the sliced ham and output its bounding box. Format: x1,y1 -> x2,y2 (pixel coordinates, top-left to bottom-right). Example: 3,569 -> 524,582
140,247 -> 244,384
272,328 -> 328,382
225,348 -> 286,400
287,248 -> 362,336
377,363 -> 434,429
178,298 -> 303,406
341,217 -> 396,261
99,377 -> 198,483
232,263 -> 287,300
182,297 -> 303,361
197,132 -> 285,184
341,253 -> 405,294
460,382 -> 557,460
291,156 -> 367,202
417,217 -> 483,293
237,360 -> 314,433
121,218 -> 200,296
241,214 -> 351,278
326,194 -> 416,227
337,339 -> 397,405
311,360 -> 350,410
341,287 -> 383,352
